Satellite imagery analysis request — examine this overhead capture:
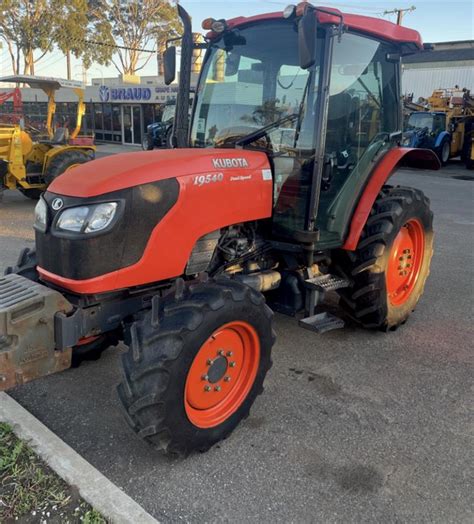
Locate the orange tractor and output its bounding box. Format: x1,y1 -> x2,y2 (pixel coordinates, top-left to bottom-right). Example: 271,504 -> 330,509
1,3 -> 439,456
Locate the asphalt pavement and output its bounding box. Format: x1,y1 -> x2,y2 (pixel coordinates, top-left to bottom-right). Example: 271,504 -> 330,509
0,158 -> 473,523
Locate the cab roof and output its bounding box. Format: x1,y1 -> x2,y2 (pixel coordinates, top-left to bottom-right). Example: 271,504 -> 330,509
225,6 -> 423,51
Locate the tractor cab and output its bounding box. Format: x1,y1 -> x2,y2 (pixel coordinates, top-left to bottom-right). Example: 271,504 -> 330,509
0,75 -> 95,200
403,111 -> 447,150
166,4 -> 427,249
406,112 -> 446,134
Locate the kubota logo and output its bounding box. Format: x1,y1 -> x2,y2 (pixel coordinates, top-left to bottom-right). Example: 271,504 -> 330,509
51,198 -> 64,211
212,158 -> 249,169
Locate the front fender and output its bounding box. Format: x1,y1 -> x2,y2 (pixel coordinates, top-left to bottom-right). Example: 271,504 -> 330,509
343,147 -> 440,251
434,131 -> 450,149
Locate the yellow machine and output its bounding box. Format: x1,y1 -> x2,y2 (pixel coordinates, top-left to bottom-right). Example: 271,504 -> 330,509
0,75 -> 95,200
427,88 -> 473,168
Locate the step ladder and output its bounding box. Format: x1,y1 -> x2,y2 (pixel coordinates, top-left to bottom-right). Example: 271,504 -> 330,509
299,274 -> 350,333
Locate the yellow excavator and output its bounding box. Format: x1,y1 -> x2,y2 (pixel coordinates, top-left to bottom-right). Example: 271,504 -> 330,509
0,75 -> 95,201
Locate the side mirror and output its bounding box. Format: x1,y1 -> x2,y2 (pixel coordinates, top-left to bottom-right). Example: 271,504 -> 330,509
298,9 -> 317,69
225,52 -> 241,77
163,46 -> 176,85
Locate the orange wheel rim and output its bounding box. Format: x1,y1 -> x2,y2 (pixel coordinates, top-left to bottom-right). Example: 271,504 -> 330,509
386,218 -> 425,307
184,321 -> 260,429
75,335 -> 100,346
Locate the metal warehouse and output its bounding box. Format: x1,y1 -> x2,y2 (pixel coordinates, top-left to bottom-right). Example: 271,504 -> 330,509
403,40 -> 474,100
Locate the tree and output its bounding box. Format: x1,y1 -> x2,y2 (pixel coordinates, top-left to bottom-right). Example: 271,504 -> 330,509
90,0 -> 181,76
0,0 -> 113,78
55,0 -> 113,79
0,0 -> 56,75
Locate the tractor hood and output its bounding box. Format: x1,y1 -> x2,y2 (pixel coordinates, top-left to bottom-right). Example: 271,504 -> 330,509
48,148 -> 270,198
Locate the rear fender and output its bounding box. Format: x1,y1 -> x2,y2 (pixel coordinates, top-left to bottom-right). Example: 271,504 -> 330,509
343,147 -> 440,251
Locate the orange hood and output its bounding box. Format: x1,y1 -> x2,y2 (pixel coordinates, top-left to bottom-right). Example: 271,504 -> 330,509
48,148 -> 270,198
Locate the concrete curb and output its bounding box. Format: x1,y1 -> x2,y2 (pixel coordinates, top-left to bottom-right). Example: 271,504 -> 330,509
0,392 -> 158,524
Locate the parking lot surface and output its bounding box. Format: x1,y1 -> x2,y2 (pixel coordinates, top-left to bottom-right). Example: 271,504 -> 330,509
0,161 -> 473,523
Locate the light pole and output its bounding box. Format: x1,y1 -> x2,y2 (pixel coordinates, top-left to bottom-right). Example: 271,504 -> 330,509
74,64 -> 87,85
92,67 -> 105,86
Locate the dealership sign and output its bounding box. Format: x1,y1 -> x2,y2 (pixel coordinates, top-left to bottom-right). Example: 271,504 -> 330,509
99,85 -> 152,102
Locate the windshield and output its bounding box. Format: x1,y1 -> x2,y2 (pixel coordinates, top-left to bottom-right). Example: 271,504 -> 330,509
190,21 -> 320,153
407,113 -> 434,131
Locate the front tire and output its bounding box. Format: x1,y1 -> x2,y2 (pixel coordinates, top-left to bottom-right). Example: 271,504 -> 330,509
165,126 -> 173,149
142,133 -> 154,151
44,150 -> 91,186
118,279 -> 274,456
438,138 -> 451,166
338,185 -> 433,330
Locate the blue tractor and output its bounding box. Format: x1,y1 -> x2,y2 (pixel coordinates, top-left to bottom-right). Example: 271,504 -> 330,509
402,111 -> 451,165
141,99 -> 175,150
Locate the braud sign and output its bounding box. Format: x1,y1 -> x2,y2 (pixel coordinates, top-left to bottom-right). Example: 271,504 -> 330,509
99,85 -> 152,103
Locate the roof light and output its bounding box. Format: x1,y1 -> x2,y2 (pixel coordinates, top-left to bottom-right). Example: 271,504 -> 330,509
202,18 -> 215,30
283,5 -> 296,18
211,19 -> 227,33
296,1 -> 314,17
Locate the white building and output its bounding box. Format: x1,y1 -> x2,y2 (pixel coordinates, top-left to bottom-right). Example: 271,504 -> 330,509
402,40 -> 474,101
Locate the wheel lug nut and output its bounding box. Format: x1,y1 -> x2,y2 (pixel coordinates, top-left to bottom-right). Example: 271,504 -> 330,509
224,376 -> 231,382
214,385 -> 221,392
218,349 -> 225,356
226,351 -> 233,357
229,361 -> 236,368
201,374 -> 209,381
204,385 -> 211,392
206,359 -> 213,366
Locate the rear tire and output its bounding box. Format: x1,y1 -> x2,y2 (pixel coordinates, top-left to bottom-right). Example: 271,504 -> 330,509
44,150 -> 91,186
337,185 -> 433,330
437,138 -> 451,166
117,279 -> 274,456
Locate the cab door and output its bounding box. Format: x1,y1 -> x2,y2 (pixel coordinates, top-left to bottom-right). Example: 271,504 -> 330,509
314,32 -> 401,248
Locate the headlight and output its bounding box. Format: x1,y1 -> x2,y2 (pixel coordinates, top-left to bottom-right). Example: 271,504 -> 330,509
85,203 -> 118,233
402,137 -> 411,146
57,206 -> 90,232
56,202 -> 118,233
34,198 -> 48,232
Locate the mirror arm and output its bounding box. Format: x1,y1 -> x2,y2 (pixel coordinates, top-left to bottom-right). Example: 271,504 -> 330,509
313,7 -> 346,42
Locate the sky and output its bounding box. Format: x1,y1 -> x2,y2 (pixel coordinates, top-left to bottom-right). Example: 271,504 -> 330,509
0,0 -> 472,82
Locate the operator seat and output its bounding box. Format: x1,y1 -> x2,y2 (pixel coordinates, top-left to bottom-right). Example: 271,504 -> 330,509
39,127 -> 69,145
325,92 -> 352,154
